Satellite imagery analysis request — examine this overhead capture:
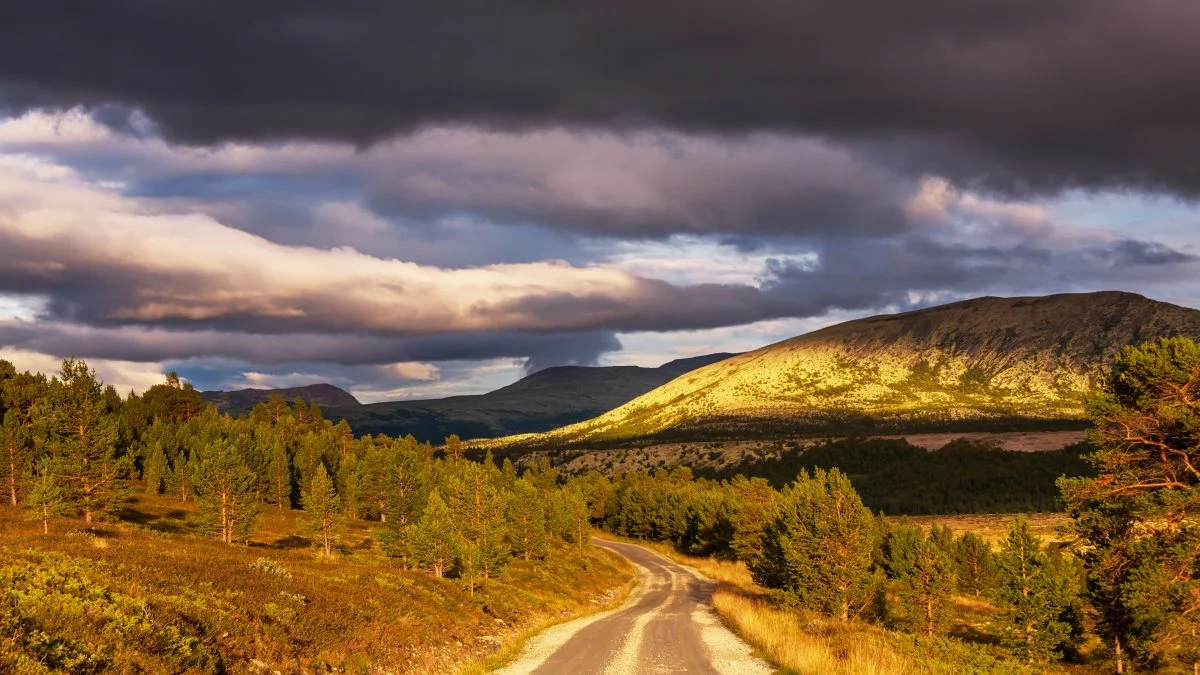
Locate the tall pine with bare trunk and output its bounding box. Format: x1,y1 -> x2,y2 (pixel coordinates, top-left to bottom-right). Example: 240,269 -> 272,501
1,410 -> 30,507
194,439 -> 259,544
25,459 -> 66,535
994,517 -> 1081,664
301,464 -> 343,556
38,359 -> 130,525
1060,337 -> 1200,673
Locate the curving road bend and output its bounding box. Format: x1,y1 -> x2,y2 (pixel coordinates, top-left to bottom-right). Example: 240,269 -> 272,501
498,540 -> 772,675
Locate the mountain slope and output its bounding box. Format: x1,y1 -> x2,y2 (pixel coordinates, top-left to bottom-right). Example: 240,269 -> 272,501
325,353 -> 737,441
485,292 -> 1200,447
200,383 -> 361,415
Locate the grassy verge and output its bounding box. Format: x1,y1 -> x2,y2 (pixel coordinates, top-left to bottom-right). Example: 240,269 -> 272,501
594,532 -> 1070,675
0,494 -> 634,673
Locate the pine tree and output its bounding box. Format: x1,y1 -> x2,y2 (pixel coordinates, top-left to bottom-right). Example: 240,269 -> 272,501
170,450 -> 197,502
994,517 -> 1080,664
37,359 -> 130,524
336,455 -> 363,521
544,486 -> 572,542
1125,525 -> 1200,672
377,447 -> 426,564
406,489 -> 460,578
500,457 -> 518,489
1058,337 -> 1200,673
1,368 -> 47,508
142,441 -> 168,495
194,440 -> 259,544
448,465 -> 509,592
527,458 -> 559,496
955,531 -> 997,597
1,409 -> 30,507
726,476 -> 779,563
266,439 -> 291,510
444,434 -> 464,462
506,480 -> 548,562
1070,502 -> 1141,674
751,468 -> 877,621
882,519 -> 925,582
898,534 -> 957,637
25,460 -> 66,535
301,464 -> 344,556
563,486 -> 591,551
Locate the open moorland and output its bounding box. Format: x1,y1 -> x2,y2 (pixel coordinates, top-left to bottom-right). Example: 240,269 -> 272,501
0,492 -> 631,674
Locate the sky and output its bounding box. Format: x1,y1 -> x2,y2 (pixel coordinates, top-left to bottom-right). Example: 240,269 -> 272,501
1,1 -> 1199,402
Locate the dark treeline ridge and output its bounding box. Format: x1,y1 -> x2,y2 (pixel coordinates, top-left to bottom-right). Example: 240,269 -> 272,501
586,337 -> 1200,673
499,414 -> 1089,450
1,358 -> 597,671
698,437 -> 1095,514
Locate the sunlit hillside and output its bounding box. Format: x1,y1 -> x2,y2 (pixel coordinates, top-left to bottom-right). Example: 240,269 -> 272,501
484,292 -> 1200,447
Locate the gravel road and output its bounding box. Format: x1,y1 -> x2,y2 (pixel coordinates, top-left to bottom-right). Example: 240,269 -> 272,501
498,540 -> 772,675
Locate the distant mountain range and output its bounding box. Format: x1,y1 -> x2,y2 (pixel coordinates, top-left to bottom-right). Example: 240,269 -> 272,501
200,383 -> 361,413
482,292 -> 1200,448
200,353 -> 736,442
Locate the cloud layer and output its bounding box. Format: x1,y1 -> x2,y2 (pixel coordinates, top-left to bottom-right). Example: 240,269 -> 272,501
4,1 -> 1200,195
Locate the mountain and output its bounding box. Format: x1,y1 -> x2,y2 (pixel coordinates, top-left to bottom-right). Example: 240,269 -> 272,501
324,353 -> 737,442
201,354 -> 735,440
484,292 -> 1200,448
200,383 -> 361,415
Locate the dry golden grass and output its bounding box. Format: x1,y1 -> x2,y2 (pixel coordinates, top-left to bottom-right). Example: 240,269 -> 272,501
713,590 -> 913,675
898,512 -> 1070,545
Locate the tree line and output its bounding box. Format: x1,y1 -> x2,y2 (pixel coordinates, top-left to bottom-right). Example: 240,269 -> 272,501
698,436 -> 1093,514
586,338 -> 1200,673
0,359 -> 590,592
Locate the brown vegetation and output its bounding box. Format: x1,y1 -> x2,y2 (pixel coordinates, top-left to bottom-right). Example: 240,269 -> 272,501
0,493 -> 632,674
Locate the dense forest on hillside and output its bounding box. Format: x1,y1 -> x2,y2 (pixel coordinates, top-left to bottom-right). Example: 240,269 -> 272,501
698,437 -> 1095,514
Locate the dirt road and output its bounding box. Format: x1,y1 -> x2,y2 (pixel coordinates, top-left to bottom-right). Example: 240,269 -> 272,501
498,540 -> 771,675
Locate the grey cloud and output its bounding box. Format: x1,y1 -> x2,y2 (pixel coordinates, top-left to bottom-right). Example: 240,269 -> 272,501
3,1 -> 1200,195
358,132 -> 913,239
2,124 -> 916,241
0,320 -> 623,371
761,237 -> 1200,315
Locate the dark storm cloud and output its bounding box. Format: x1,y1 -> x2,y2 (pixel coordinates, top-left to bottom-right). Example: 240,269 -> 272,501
4,1 -> 1200,194
0,320 -> 623,371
